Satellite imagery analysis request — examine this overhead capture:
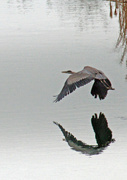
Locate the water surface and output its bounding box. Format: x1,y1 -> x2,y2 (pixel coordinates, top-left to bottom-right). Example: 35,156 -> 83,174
0,0 -> 127,179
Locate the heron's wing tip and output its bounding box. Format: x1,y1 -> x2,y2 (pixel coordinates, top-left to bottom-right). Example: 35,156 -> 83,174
53,94 -> 59,103
53,98 -> 59,103
53,121 -> 59,125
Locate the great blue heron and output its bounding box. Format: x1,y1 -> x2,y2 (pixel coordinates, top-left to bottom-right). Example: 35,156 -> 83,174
54,66 -> 114,102
53,113 -> 115,155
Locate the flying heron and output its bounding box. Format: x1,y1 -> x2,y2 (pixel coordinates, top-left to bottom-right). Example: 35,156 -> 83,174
54,66 -> 114,102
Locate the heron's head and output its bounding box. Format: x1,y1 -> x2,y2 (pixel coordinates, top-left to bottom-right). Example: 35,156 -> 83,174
62,70 -> 74,74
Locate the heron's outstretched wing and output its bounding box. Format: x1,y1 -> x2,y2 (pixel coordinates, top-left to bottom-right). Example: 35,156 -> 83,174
53,121 -> 107,155
54,72 -> 94,102
91,113 -> 113,147
53,121 -> 88,148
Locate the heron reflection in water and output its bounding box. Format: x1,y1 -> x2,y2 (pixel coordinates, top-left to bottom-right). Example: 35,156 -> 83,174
54,113 -> 115,155
54,66 -> 114,102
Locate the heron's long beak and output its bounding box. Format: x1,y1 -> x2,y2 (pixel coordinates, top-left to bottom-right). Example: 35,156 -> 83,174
62,71 -> 68,73
61,70 -> 75,74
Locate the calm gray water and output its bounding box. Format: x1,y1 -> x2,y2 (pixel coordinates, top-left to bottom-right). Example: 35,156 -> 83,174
0,0 -> 127,179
